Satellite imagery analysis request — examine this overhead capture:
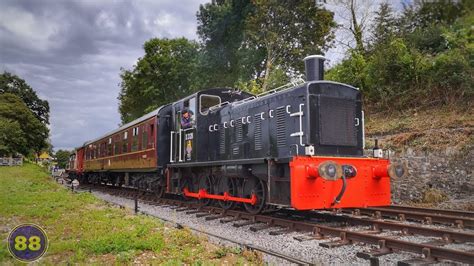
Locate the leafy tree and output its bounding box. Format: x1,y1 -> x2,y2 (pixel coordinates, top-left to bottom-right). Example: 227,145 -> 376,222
326,50 -> 368,91
0,118 -> 27,156
0,72 -> 50,125
245,0 -> 336,90
196,0 -> 264,87
0,93 -> 49,155
118,38 -> 200,123
55,149 -> 72,169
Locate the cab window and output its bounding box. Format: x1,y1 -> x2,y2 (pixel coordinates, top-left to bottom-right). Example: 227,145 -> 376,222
180,97 -> 196,129
199,94 -> 221,115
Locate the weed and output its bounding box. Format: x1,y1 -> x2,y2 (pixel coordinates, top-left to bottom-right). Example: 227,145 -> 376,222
421,188 -> 449,204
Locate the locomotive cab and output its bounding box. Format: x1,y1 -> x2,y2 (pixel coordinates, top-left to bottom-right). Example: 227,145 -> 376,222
169,89 -> 253,164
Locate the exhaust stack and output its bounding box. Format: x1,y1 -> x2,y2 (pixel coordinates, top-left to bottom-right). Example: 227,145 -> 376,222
304,55 -> 325,81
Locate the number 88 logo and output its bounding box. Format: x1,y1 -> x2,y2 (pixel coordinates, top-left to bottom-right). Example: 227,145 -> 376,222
8,224 -> 48,262
14,235 -> 42,251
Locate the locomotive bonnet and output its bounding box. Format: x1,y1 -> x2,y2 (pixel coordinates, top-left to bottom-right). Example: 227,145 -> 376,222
67,55 -> 406,214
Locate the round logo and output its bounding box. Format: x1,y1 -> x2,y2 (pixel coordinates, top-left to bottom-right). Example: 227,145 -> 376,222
7,224 -> 48,262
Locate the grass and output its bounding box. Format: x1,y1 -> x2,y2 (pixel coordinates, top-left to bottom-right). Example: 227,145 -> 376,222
0,163 -> 261,264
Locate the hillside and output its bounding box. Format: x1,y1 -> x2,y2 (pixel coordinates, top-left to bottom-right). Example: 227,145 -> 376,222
365,105 -> 473,152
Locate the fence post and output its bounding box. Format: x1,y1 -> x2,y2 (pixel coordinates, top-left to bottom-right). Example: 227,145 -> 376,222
134,194 -> 139,214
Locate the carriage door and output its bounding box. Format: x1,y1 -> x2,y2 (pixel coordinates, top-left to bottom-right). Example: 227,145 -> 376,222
171,97 -> 197,163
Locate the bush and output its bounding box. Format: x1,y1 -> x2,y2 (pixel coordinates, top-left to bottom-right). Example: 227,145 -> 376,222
428,49 -> 473,103
326,51 -> 368,91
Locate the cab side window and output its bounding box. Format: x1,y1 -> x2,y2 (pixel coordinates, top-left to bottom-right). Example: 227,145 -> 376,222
199,94 -> 221,115
180,97 -> 196,129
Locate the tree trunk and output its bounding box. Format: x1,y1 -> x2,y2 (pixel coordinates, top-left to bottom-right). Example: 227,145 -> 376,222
350,0 -> 365,53
262,54 -> 273,92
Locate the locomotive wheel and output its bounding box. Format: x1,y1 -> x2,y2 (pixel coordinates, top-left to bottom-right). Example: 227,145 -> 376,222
198,176 -> 213,206
242,177 -> 266,214
217,177 -> 237,210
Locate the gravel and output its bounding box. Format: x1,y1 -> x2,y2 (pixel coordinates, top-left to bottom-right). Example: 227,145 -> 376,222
89,190 -> 473,265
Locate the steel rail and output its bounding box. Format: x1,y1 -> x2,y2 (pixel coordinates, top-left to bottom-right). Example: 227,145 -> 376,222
285,210 -> 474,244
384,205 -> 474,218
344,207 -> 474,228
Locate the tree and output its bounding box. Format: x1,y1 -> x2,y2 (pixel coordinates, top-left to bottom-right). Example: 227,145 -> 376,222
55,149 -> 72,169
0,118 -> 27,156
196,0 -> 264,88
245,0 -> 336,90
118,38 -> 200,123
370,3 -> 396,48
330,0 -> 375,55
0,93 -> 49,155
0,72 -> 50,125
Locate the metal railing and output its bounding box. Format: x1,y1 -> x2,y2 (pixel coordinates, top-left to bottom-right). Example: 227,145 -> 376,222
207,77 -> 306,112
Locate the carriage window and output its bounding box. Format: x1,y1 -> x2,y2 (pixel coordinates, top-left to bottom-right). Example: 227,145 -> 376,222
149,124 -> 154,147
200,94 -> 221,115
142,129 -> 148,150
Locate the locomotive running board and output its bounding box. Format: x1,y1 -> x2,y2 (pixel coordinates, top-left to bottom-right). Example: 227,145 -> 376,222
183,188 -> 257,205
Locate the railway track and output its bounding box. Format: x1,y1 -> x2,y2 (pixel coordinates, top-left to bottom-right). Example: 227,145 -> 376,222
77,184 -> 474,265
342,206 -> 474,229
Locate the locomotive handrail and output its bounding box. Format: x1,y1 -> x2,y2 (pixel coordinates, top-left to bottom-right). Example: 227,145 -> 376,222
362,111 -> 365,149
170,131 -> 175,163
289,103 -> 305,146
207,78 -> 305,112
178,129 -> 183,162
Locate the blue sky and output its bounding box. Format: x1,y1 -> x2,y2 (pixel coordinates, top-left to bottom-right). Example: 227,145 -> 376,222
0,0 -> 402,150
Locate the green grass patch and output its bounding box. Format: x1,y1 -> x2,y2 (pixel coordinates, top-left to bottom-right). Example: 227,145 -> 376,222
0,163 -> 260,264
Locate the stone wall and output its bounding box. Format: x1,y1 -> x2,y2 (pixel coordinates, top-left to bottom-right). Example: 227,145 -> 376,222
387,147 -> 473,205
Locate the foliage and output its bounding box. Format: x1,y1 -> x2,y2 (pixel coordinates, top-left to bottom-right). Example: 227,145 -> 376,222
370,2 -> 397,48
0,72 -> 50,125
196,0 -> 263,88
0,164 -> 260,264
245,0 -> 335,90
326,0 -> 473,111
0,93 -> 49,155
118,38 -> 200,123
0,118 -> 27,156
55,149 -> 72,169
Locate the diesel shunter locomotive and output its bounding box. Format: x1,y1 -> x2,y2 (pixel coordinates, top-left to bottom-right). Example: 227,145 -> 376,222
67,55 -> 405,213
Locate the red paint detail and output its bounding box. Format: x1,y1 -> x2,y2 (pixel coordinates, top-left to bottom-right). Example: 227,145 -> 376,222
183,188 -> 257,205
373,164 -> 389,179
305,164 -> 319,179
290,156 -> 391,210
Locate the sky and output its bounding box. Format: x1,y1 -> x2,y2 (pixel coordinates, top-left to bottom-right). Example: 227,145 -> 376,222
0,0 -> 402,151
0,0 -> 208,150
